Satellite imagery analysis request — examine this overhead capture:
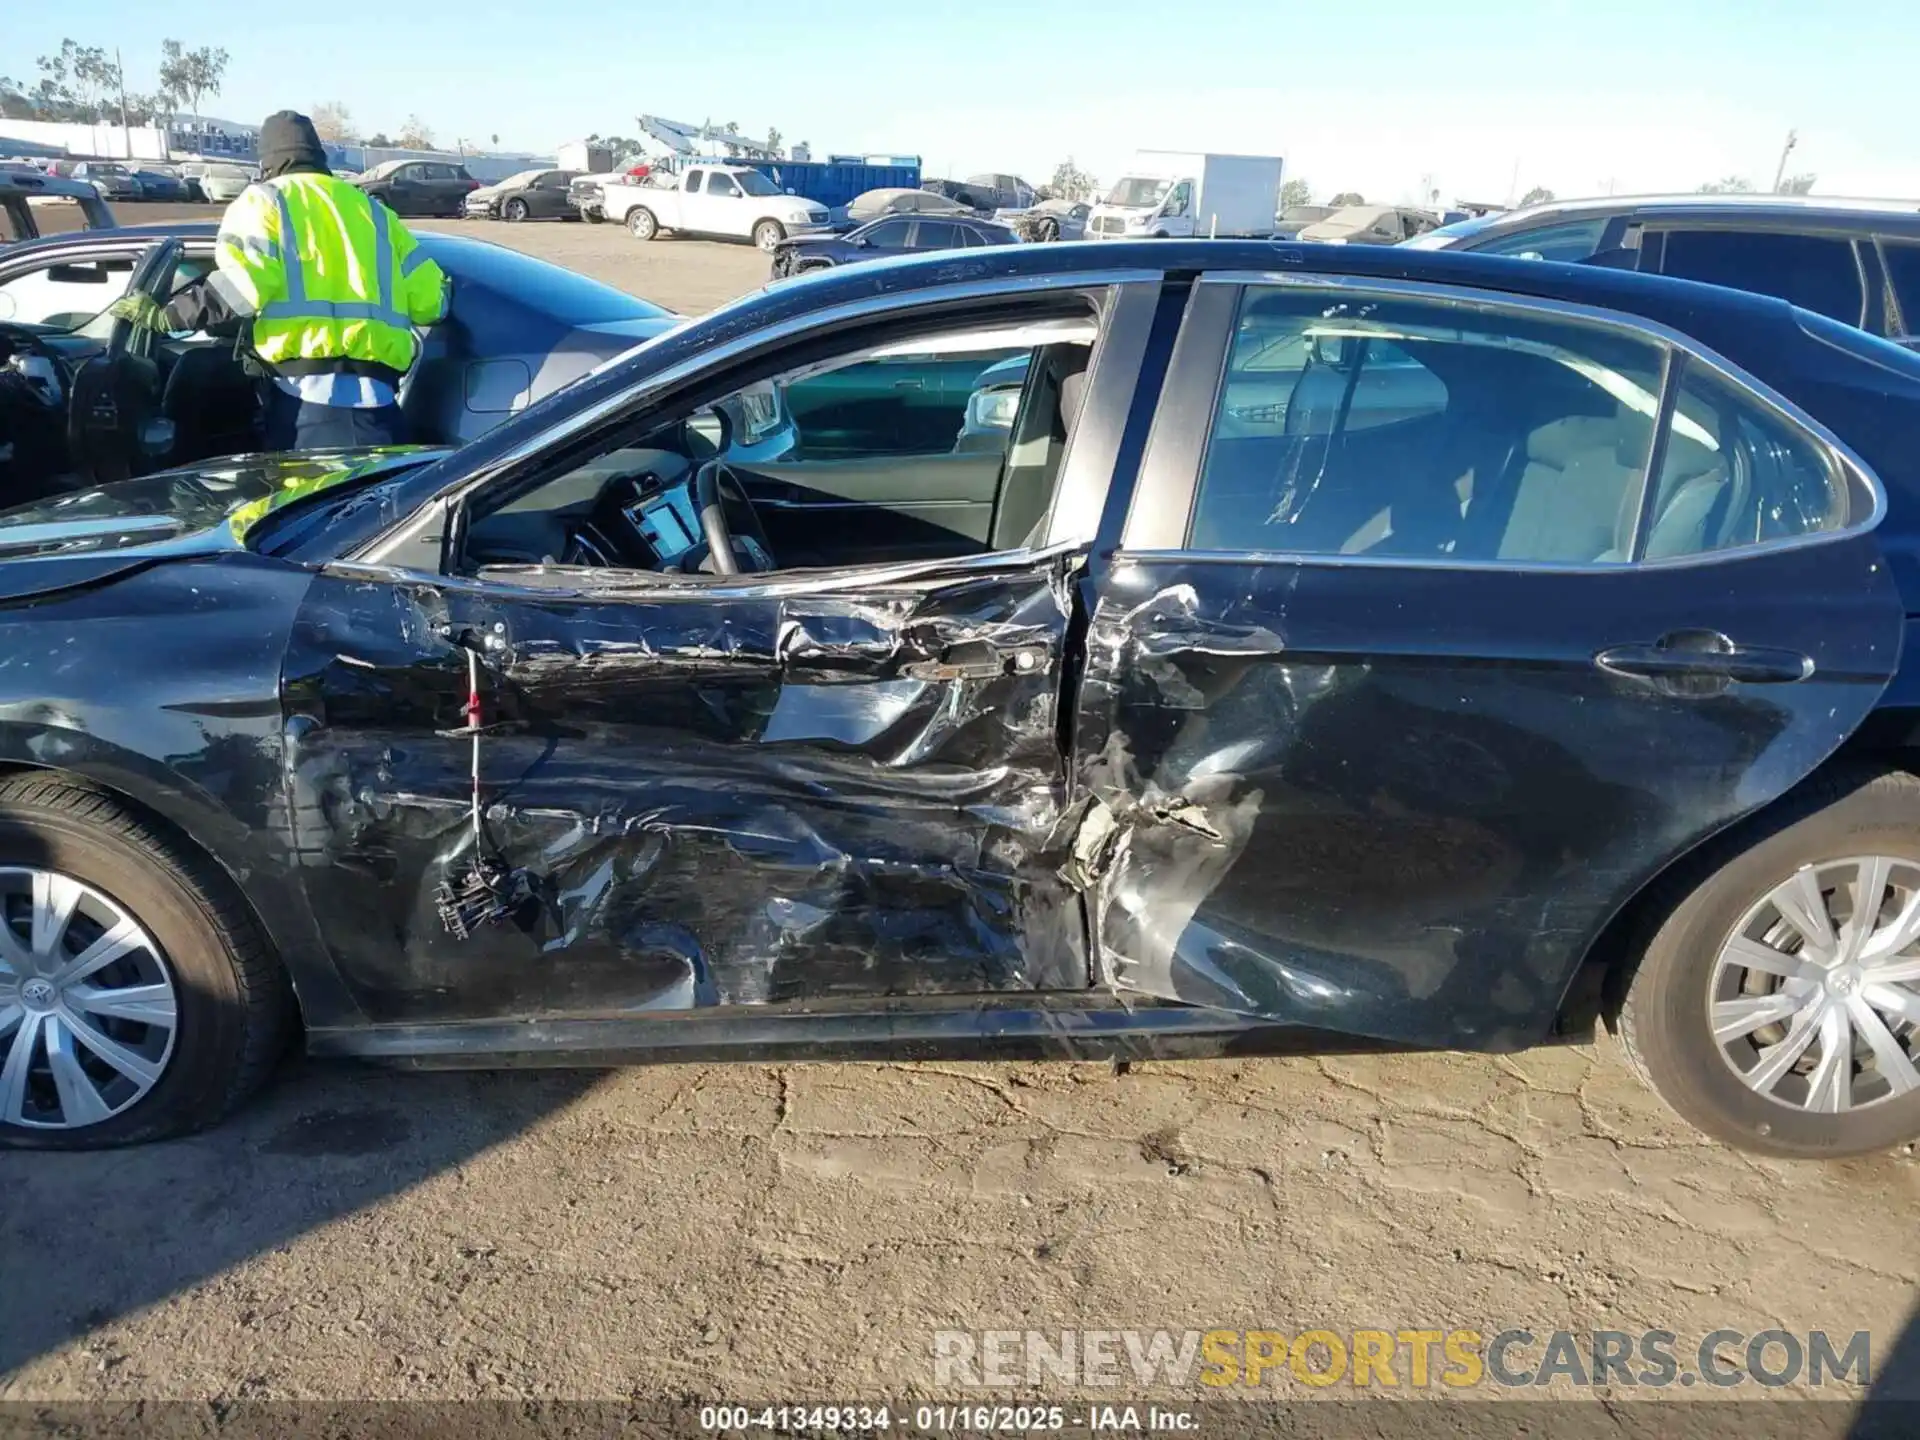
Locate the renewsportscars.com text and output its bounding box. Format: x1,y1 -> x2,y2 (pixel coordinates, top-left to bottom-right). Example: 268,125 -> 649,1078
932,1328 -> 1871,1390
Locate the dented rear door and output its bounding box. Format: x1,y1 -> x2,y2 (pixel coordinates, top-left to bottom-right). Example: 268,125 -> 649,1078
1067,278 -> 1905,1052
281,553 -> 1088,1024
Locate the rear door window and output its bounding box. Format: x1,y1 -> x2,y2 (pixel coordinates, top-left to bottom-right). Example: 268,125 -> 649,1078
913,221 -> 960,249
1190,285 -> 1666,564
1657,229 -> 1866,324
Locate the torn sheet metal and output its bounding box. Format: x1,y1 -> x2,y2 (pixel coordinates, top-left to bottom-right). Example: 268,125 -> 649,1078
1069,549 -> 1899,1052
280,556 -> 1087,1023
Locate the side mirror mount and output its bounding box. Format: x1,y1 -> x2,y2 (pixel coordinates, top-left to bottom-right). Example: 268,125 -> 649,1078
684,404 -> 733,460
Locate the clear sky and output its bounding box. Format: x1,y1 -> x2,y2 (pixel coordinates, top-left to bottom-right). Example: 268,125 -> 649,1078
11,0 -> 1918,204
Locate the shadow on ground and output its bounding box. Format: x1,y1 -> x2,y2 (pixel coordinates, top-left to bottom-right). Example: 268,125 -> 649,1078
0,1056 -> 600,1379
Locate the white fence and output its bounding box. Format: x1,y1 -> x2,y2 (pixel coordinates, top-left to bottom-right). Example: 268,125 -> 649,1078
0,119 -> 170,161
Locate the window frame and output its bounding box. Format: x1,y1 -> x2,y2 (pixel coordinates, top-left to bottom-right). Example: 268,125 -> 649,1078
349,273 -> 1168,581
1875,235 -> 1920,341
1119,273 -> 1883,573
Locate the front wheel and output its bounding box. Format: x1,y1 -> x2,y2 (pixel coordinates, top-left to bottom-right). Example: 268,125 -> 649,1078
0,775 -> 292,1149
503,197 -> 529,223
1619,767 -> 1920,1157
753,219 -> 786,252
627,207 -> 658,241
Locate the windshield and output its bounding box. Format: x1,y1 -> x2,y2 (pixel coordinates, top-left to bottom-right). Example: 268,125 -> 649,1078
1105,176 -> 1171,208
735,170 -> 780,197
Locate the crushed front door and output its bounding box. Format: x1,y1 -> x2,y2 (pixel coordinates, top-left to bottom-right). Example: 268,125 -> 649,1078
281,551 -> 1089,1023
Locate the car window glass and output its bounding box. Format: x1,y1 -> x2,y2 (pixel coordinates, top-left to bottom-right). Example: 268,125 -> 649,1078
864,219 -> 911,247
470,317 -> 1098,575
1659,229 -> 1865,324
1642,360 -> 1846,558
707,173 -> 739,196
1165,182 -> 1191,217
0,256 -> 137,327
1471,217 -> 1609,262
1880,240 -> 1920,336
1190,285 -> 1665,565
914,221 -> 959,249
685,169 -> 704,191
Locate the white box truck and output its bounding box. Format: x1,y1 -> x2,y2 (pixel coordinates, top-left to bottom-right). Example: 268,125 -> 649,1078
1086,151 -> 1283,239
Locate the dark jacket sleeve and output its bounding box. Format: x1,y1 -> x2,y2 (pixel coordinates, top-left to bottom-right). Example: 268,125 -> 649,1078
161,278 -> 247,337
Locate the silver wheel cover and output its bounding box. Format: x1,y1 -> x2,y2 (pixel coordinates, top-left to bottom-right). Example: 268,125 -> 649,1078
1711,856 -> 1920,1114
0,867 -> 177,1129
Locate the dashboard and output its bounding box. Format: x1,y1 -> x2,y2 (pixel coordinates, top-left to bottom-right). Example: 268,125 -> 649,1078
466,446 -> 725,573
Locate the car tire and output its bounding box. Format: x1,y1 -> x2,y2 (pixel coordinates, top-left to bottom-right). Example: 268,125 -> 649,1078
503,197 -> 529,223
1618,766 -> 1920,1158
627,207 -> 658,241
0,775 -> 293,1150
753,219 -> 786,252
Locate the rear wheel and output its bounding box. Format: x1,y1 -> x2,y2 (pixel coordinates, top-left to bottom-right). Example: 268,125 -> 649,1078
503,196 -> 529,222
1619,768 -> 1920,1157
627,207 -> 658,241
0,776 -> 292,1149
753,219 -> 786,252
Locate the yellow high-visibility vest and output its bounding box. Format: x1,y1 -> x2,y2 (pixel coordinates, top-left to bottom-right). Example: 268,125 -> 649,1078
209,171 -> 449,379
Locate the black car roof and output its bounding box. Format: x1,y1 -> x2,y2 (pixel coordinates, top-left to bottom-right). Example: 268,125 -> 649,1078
1466,196 -> 1920,241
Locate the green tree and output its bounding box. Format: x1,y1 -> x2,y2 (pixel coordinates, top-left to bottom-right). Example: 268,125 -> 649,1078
395,114 -> 434,150
1279,177 -> 1313,210
765,126 -> 783,156
1330,190 -> 1365,206
1777,172 -> 1817,195
1044,157 -> 1098,202
1698,175 -> 1754,194
364,132 -> 392,149
1519,185 -> 1555,207
158,40 -> 228,123
0,75 -> 37,120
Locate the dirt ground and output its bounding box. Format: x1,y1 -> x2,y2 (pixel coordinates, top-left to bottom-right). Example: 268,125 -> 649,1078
3,203 -> 1919,1426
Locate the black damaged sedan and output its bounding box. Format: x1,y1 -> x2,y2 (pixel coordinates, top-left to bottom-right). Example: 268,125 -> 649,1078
3,238 -> 1920,1158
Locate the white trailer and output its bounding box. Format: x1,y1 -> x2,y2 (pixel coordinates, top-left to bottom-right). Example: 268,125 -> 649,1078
1086,151 -> 1284,239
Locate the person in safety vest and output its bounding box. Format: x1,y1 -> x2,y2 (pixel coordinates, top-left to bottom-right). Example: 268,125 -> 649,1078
112,110 -> 449,451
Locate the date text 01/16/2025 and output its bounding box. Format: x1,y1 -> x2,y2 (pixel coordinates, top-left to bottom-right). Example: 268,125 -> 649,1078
697,1405 -> 1200,1432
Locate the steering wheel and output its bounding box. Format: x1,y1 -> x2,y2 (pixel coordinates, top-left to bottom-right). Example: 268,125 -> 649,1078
692,459 -> 775,574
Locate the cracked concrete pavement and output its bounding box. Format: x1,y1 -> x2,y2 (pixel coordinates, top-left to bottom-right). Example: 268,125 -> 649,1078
3,214 -> 1917,1419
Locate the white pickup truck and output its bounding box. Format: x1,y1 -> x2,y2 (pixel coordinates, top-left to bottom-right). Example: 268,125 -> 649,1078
599,164 -> 831,251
